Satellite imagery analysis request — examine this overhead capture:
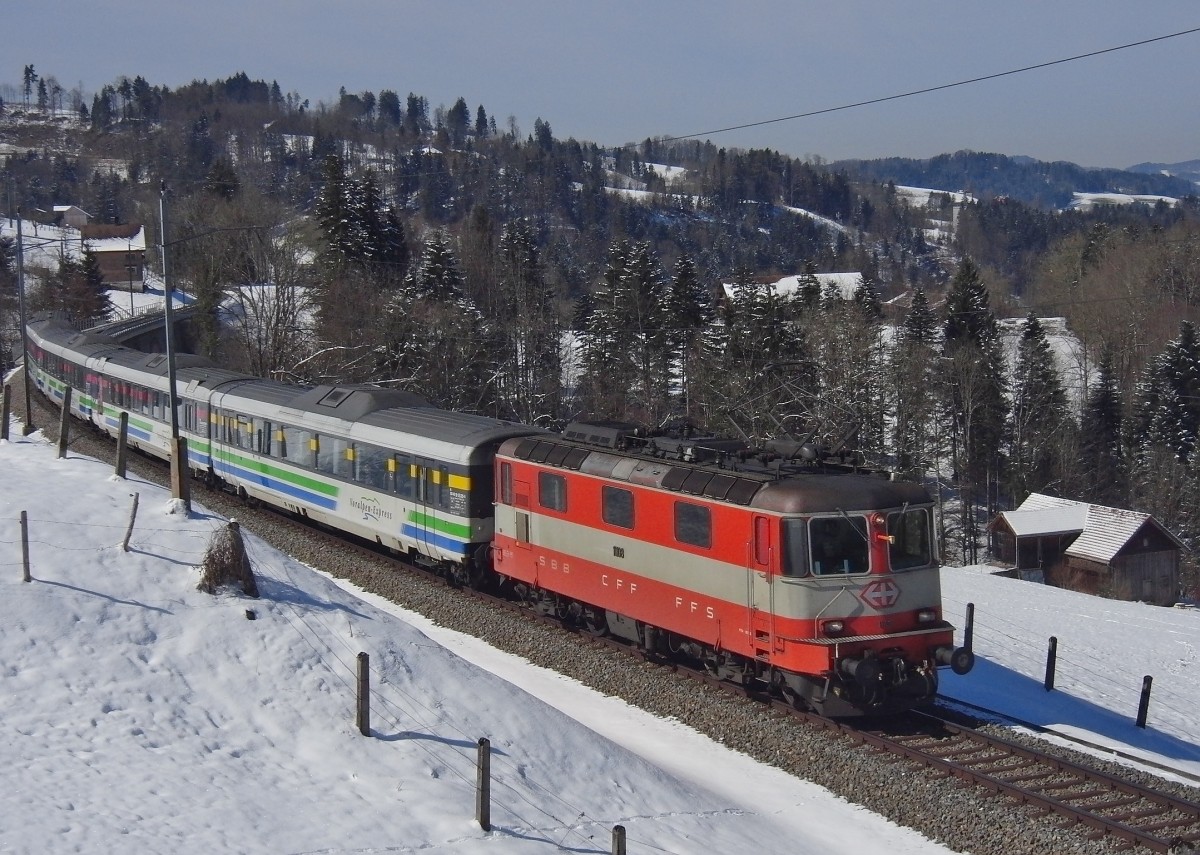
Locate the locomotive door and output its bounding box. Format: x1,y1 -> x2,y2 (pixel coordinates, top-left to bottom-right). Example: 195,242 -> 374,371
749,515 -> 776,659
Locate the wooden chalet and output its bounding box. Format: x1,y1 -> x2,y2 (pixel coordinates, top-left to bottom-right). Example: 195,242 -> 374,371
80,223 -> 146,291
52,205 -> 92,229
988,493 -> 1182,606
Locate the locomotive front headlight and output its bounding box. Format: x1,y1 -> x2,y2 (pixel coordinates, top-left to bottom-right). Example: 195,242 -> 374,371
915,608 -> 938,624
822,619 -> 845,636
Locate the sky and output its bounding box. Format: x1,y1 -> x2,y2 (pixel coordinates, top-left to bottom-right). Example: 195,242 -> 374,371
3,3 -> 1199,170
3,395 -> 1199,852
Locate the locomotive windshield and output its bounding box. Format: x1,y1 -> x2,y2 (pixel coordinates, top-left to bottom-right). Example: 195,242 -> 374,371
887,507 -> 934,570
808,515 -> 869,575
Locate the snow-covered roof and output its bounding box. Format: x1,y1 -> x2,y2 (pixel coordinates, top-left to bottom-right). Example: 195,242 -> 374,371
1000,493 -> 1182,564
721,272 -> 863,301
81,223 -> 146,253
998,506 -> 1088,537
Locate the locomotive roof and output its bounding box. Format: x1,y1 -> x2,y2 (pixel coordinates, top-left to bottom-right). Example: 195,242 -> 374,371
502,430 -> 932,512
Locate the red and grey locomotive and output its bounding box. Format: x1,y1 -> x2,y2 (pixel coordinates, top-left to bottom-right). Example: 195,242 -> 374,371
492,421 -> 973,716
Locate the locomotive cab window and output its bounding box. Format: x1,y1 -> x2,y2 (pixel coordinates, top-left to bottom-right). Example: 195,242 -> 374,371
888,507 -> 933,570
674,502 -> 711,548
781,518 -> 809,577
602,486 -> 634,529
538,471 -> 567,512
810,516 -> 869,575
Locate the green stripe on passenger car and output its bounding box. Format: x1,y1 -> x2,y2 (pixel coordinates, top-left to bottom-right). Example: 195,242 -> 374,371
407,511 -> 471,539
213,448 -> 339,496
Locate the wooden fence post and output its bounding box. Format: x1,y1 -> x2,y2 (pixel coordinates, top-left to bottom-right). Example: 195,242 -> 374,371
1,383 -> 10,441
57,387 -> 72,458
1136,675 -> 1153,728
114,412 -> 129,479
20,510 -> 30,582
476,737 -> 491,831
612,824 -> 627,855
356,652 -> 370,736
1044,636 -> 1057,691
171,436 -> 191,513
122,493 -> 140,552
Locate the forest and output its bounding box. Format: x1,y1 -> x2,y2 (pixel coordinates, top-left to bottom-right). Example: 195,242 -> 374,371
2,66 -> 1200,594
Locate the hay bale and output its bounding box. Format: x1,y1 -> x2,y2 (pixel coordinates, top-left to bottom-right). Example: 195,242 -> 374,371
197,520 -> 260,598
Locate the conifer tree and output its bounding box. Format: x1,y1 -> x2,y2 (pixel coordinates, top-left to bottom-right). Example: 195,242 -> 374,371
1008,312 -> 1073,500
1135,320 -> 1200,463
1078,348 -> 1126,505
900,286 -> 937,345
852,275 -> 883,321
890,287 -> 940,480
35,251 -> 111,325
379,232 -> 493,411
941,257 -> 1009,563
695,272 -> 813,441
315,155 -> 352,269
664,255 -> 713,417
494,219 -> 561,423
623,241 -> 671,422
578,241 -> 636,418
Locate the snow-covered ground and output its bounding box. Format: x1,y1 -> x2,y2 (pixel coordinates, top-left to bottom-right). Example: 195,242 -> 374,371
1069,191 -> 1180,211
2,413 -> 1197,853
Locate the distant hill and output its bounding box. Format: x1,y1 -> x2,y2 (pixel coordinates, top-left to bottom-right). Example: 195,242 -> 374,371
831,150 -> 1197,209
1126,158 -> 1200,187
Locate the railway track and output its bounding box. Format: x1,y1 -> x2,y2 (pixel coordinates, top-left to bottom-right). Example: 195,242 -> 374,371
20,375 -> 1200,854
844,711 -> 1200,853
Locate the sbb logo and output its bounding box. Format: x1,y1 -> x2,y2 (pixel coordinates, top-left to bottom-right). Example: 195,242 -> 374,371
859,579 -> 900,609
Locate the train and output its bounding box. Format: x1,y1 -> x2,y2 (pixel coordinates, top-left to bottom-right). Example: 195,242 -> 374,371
25,315 -> 973,716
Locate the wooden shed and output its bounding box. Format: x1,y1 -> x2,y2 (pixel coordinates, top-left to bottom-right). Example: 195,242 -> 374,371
80,223 -> 146,290
988,493 -> 1182,606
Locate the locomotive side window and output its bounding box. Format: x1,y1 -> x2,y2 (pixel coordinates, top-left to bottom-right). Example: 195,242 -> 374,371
781,519 -> 809,577
499,462 -> 513,504
888,508 -> 933,570
674,502 -> 711,548
538,472 -> 567,512
810,516 -> 869,575
602,486 -> 634,529
754,516 -> 771,566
